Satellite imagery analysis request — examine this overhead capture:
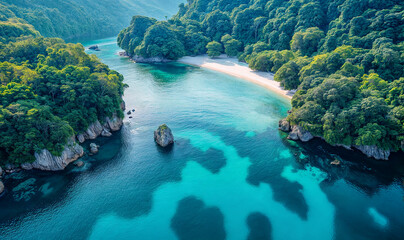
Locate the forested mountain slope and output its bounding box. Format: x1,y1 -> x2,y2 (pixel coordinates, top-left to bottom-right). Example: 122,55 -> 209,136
118,0 -> 404,159
0,0 -> 184,40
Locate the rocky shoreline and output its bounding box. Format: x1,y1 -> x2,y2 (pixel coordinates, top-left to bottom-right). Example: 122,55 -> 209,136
2,99 -> 126,175
279,118 -> 393,160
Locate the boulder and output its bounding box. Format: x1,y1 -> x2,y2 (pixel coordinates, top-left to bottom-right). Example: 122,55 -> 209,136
154,124 -> 174,147
0,181 -> 4,195
90,143 -> 99,154
32,139 -> 84,171
101,129 -> 112,137
127,111 -> 131,115
21,163 -> 33,170
278,119 -> 290,132
74,161 -> 84,167
354,145 -> 390,160
288,125 -> 314,142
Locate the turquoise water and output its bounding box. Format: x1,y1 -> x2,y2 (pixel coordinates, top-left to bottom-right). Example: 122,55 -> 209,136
0,37 -> 403,239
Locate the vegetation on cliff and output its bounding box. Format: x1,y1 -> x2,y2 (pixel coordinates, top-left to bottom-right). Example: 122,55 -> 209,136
0,21 -> 125,165
118,0 -> 404,154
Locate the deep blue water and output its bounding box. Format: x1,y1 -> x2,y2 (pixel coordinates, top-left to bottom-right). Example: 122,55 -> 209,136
0,37 -> 403,240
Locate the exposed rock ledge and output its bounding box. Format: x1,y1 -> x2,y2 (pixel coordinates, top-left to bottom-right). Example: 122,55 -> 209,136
279,118 -> 391,160
22,138 -> 84,171
19,113 -> 124,172
77,113 -> 123,143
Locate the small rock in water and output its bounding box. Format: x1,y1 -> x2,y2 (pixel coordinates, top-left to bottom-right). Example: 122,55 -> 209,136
129,116 -> 133,119
74,161 -> 84,168
154,124 -> 174,147
127,111 -> 131,115
132,109 -> 135,112
0,181 -> 4,195
330,159 -> 341,165
90,143 -> 99,154
88,45 -> 100,51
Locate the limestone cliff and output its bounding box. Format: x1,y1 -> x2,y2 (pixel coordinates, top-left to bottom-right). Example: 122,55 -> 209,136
25,138 -> 85,171
278,118 -> 391,160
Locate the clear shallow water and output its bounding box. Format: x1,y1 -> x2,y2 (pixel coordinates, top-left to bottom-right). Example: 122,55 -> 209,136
0,37 -> 403,240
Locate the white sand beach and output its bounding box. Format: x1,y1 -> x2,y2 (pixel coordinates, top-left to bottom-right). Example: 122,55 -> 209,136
178,55 -> 295,99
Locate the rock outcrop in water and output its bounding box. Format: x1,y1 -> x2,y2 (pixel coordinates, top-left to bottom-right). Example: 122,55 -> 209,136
154,124 -> 174,147
279,118 -> 391,160
88,45 -> 100,51
90,143 -> 99,154
29,138 -> 84,171
0,181 -> 4,195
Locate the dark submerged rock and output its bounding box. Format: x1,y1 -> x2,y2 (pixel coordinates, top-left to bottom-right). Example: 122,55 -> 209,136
154,124 -> 174,147
88,45 -> 100,51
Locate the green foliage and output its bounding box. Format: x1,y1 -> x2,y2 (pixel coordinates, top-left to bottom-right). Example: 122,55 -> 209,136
206,41 -> 223,58
0,0 -> 184,40
135,22 -> 185,60
221,35 -> 242,57
0,36 -> 124,165
121,0 -> 404,152
290,27 -> 324,56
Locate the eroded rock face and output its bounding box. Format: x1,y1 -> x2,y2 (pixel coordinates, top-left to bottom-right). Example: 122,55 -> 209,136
77,114 -> 123,143
105,113 -> 123,132
278,119 -> 290,132
154,124 -> 174,147
0,181 -> 4,195
354,145 -> 390,160
288,125 -> 314,142
31,139 -> 84,171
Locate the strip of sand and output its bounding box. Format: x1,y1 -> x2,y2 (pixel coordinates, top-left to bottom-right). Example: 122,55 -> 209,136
178,55 -> 294,99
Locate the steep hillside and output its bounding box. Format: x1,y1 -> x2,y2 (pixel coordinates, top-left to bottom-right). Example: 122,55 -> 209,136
0,0 -> 184,40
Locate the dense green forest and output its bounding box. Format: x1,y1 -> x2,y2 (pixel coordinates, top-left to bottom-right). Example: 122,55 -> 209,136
118,0 -> 404,154
0,0 -> 184,40
0,20 -> 125,165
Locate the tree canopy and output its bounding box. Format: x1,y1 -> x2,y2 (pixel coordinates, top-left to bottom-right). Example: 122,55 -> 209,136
119,0 -> 404,153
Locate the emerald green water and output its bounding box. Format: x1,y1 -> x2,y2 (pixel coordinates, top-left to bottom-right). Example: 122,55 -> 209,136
0,37 -> 403,239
